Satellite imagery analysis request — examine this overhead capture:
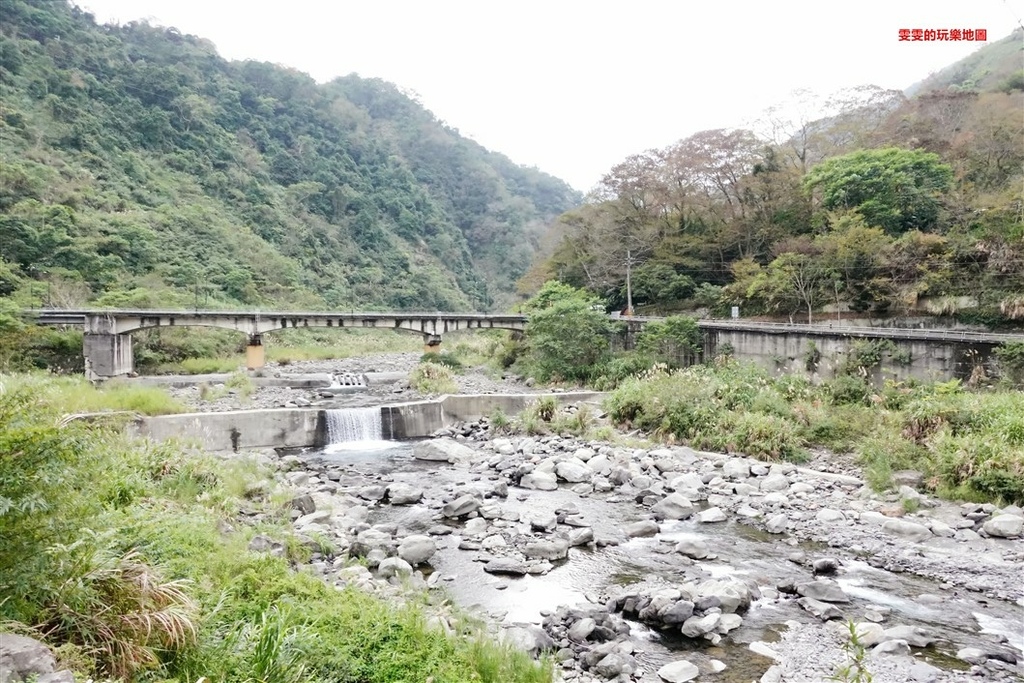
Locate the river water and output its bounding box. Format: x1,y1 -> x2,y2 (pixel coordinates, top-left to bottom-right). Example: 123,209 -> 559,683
299,440 -> 1024,682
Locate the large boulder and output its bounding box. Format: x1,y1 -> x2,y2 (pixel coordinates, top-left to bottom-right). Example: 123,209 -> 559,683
0,634 -> 71,683
524,538 -> 569,561
795,580 -> 849,603
652,493 -> 695,520
658,660 -> 699,682
520,471 -> 558,491
881,519 -> 933,543
983,514 -> 1024,538
556,458 -> 592,483
397,535 -> 436,565
442,494 -> 481,518
386,482 -> 423,505
413,438 -> 476,462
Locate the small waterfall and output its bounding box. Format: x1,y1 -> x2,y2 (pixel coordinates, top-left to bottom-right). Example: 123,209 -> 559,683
325,407 -> 382,444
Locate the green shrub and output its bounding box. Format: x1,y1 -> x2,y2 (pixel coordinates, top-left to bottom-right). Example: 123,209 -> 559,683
409,362 -> 458,395
724,412 -> 805,461
420,352 -> 462,370
0,390 -> 96,618
824,375 -> 871,406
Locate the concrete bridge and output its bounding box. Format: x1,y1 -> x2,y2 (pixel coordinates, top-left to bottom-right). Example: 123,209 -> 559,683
31,309 -> 1024,382
32,310 -> 527,379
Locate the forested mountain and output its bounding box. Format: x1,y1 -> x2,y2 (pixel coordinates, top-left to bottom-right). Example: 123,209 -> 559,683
526,32 -> 1024,325
0,0 -> 580,312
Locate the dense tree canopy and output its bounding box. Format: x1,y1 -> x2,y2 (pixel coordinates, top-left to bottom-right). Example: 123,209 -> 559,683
530,46 -> 1023,324
0,0 -> 579,311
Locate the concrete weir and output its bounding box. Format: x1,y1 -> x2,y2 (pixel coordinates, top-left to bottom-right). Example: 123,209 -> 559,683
132,392 -> 605,452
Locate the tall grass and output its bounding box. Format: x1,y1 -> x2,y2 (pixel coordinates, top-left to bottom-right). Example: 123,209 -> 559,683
409,362 -> 458,395
1,373 -> 186,415
605,361 -> 1024,503
0,374 -> 554,682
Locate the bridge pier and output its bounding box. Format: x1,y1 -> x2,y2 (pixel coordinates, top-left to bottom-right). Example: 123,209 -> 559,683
246,334 -> 265,370
84,333 -> 134,380
423,334 -> 442,354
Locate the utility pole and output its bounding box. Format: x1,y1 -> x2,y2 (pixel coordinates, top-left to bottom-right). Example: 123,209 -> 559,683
625,249 -> 635,316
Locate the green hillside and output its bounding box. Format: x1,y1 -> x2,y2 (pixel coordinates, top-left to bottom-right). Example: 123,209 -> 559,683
906,29 -> 1024,95
528,41 -> 1024,325
0,0 -> 580,312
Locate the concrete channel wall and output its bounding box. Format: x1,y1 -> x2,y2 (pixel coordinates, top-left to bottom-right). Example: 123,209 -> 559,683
133,392 -> 606,452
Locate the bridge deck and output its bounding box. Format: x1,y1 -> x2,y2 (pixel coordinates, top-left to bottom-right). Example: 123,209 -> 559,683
28,309 -> 1024,344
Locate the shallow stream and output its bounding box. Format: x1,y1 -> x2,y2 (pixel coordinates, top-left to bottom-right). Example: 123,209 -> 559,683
298,441 -> 1024,682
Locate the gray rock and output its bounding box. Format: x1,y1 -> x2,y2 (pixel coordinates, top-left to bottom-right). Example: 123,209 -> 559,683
289,494 -> 315,515
568,617 -> 597,642
983,514 -> 1024,538
797,597 -> 842,620
0,634 -> 58,681
358,485 -> 386,501
503,625 -> 554,654
483,558 -> 528,575
873,639 -> 910,656
881,518 -> 933,542
681,613 -> 720,637
766,513 -> 788,534
593,653 -> 626,679
524,538 -> 569,561
955,647 -> 987,665
882,625 -> 936,648
696,578 -> 754,613
697,507 -> 727,523
675,538 -> 711,560
520,471 -> 558,491
377,556 -> 413,579
413,437 -> 476,462
652,493 -> 696,520
657,659 -> 699,682
569,527 -> 595,547
812,557 -> 840,575
855,622 -> 885,647
795,580 -> 849,603
760,474 -> 790,492
660,600 -> 695,625
556,458 -> 592,483
723,459 -> 750,479
442,494 -> 481,518
625,520 -> 660,537
386,482 -> 423,505
908,661 -> 942,682
815,509 -> 846,523
526,510 -> 558,532
397,535 -> 436,565
892,470 -> 925,488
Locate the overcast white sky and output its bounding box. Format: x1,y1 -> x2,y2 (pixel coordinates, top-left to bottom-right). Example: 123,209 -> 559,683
80,0 -> 1023,191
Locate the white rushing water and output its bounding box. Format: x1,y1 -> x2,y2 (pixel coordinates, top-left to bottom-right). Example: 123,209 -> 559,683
324,407 -> 394,452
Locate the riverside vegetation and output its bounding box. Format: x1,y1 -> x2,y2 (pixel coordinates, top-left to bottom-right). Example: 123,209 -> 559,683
0,377 -> 554,683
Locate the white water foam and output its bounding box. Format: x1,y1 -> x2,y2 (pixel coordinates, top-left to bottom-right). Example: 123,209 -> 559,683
323,407 -> 397,452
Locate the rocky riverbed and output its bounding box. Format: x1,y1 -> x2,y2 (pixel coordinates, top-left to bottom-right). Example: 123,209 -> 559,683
168,353 -> 543,412
237,408 -> 1024,683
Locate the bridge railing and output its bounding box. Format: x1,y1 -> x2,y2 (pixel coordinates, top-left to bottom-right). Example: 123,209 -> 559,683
27,309 -> 1024,344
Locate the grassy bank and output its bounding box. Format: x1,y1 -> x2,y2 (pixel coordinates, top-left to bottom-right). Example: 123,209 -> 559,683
0,375 -> 552,683
606,361 -> 1024,504
1,373 -> 186,415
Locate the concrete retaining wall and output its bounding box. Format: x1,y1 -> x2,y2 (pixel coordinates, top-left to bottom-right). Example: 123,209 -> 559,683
383,392 -> 606,439
132,408 -> 321,452
705,329 -> 998,384
133,392 -> 607,451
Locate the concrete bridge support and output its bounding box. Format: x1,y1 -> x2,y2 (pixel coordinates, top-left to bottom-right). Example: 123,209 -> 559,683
423,334 -> 442,353
84,333 -> 134,380
246,334 -> 265,370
